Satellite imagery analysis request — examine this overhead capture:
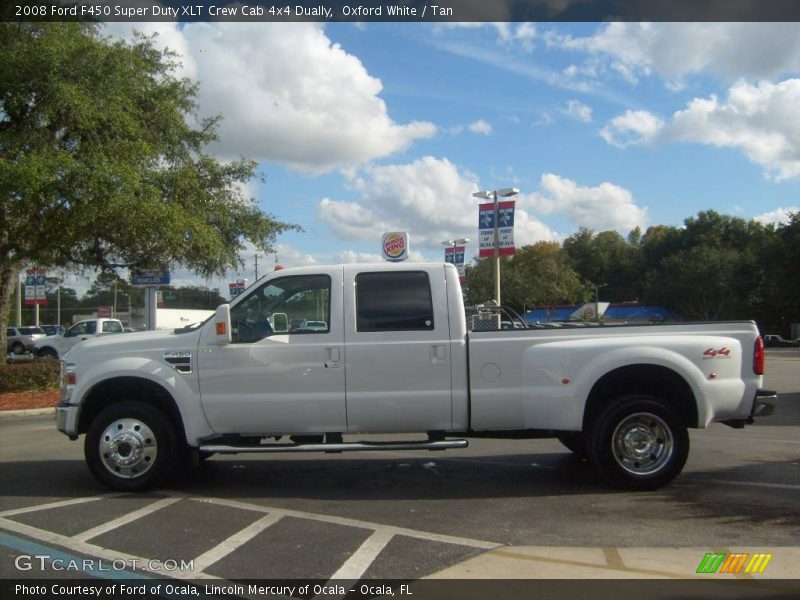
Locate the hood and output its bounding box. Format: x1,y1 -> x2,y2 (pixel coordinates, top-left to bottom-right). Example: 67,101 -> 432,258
64,328 -> 200,362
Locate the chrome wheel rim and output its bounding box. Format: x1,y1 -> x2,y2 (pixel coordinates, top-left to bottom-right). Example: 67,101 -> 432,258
99,418 -> 157,479
612,412 -> 673,476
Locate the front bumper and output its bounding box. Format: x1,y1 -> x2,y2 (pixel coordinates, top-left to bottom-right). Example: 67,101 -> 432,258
56,405 -> 80,439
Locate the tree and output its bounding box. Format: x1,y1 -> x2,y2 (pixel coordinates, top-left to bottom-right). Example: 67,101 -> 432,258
640,211 -> 775,322
506,242 -> 586,309
0,23 -> 297,359
82,271 -> 135,307
759,212 -> 800,335
643,245 -> 743,321
465,243 -> 585,313
563,228 -> 642,301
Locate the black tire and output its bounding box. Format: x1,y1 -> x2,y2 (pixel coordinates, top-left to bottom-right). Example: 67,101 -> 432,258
11,342 -> 25,355
85,401 -> 176,492
586,394 -> 689,490
556,432 -> 587,458
38,347 -> 58,359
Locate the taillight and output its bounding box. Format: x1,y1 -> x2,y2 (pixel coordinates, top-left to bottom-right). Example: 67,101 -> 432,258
753,336 -> 765,375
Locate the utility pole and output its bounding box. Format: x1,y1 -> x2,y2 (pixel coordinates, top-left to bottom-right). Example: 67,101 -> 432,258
15,274 -> 22,326
254,254 -> 260,281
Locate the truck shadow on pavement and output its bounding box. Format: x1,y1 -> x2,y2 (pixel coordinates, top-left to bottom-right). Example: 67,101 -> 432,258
2,451 -> 611,501
2,453 -> 797,510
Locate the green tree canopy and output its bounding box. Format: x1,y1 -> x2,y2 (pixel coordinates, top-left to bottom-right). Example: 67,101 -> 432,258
466,242 -> 585,312
0,23 -> 297,358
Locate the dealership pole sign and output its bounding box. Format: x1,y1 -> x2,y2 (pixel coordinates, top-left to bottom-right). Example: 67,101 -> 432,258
381,232 -> 409,262
478,201 -> 516,257
228,280 -> 246,298
131,269 -> 171,286
25,268 -> 47,305
444,246 -> 466,282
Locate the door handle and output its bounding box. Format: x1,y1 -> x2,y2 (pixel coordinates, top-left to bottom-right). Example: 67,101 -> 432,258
430,344 -> 447,366
325,346 -> 341,368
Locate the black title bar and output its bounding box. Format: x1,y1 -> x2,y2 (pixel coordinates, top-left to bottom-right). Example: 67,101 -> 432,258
3,0 -> 800,23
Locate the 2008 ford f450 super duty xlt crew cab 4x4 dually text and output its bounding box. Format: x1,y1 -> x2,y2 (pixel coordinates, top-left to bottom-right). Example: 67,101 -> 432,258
56,263 -> 776,492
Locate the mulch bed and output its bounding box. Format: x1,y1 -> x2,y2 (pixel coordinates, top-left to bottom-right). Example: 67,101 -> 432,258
0,389 -> 60,411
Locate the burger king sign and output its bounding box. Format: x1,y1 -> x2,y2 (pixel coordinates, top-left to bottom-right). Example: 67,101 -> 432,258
381,232 -> 409,262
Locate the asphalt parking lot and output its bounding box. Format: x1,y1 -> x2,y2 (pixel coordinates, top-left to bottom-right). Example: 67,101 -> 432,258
0,350 -> 798,588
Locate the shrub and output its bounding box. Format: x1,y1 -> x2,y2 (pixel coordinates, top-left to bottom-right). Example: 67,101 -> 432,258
0,359 -> 60,392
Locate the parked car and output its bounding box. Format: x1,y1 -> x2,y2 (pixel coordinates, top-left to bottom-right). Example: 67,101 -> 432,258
35,318 -> 125,359
6,326 -> 47,355
294,320 -> 328,332
40,324 -> 63,336
763,334 -> 800,348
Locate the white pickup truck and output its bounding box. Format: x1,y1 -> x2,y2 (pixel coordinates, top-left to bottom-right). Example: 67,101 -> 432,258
36,318 -> 125,359
56,263 -> 775,492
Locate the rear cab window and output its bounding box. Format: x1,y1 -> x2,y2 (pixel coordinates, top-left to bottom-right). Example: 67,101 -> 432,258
102,321 -> 123,333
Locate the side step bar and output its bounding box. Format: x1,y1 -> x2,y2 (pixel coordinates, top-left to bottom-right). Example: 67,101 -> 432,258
199,439 -> 468,454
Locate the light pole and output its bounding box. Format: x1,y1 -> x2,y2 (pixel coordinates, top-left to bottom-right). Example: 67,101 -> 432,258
473,187 -> 519,306
592,282 -> 607,322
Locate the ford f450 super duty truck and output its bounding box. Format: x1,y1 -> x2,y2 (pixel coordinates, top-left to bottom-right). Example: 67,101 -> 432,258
56,263 -> 775,492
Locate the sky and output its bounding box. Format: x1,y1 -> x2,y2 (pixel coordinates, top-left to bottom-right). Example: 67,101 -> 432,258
65,21 -> 800,296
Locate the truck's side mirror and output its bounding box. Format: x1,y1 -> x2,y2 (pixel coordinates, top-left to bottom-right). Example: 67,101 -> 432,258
214,304 -> 232,345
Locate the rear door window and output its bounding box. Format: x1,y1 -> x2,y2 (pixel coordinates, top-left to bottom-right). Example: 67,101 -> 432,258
356,271 -> 434,332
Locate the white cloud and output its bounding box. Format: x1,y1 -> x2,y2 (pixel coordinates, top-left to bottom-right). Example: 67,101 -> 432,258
561,100 -> 593,123
103,22 -> 435,173
525,173 -> 647,232
494,23 -> 537,51
318,198 -> 387,242
600,110 -> 665,148
330,249 -> 427,263
329,250 -> 385,264
468,119 -> 493,135
601,79 -> 800,180
551,23 -> 800,86
318,156 -> 559,251
754,207 -> 799,226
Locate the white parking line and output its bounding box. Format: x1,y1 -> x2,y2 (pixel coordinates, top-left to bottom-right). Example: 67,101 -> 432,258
328,529 -> 395,580
695,434 -> 800,445
193,496 -> 500,550
680,478 -> 800,491
0,496 -> 110,518
0,516 -> 216,579
191,512 -> 284,573
0,493 -> 499,584
72,497 -> 181,542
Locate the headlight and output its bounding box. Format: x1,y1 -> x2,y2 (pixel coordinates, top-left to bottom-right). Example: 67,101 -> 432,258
65,363 -> 77,386
59,363 -> 76,405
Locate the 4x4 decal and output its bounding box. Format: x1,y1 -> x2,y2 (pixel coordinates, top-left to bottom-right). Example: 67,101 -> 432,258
703,347 -> 732,358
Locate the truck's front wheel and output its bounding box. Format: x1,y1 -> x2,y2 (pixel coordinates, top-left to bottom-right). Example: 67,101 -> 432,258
586,395 -> 689,490
85,401 -> 176,492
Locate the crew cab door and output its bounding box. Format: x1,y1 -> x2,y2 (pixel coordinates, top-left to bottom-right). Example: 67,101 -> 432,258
197,269 -> 346,434
343,267 -> 453,432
